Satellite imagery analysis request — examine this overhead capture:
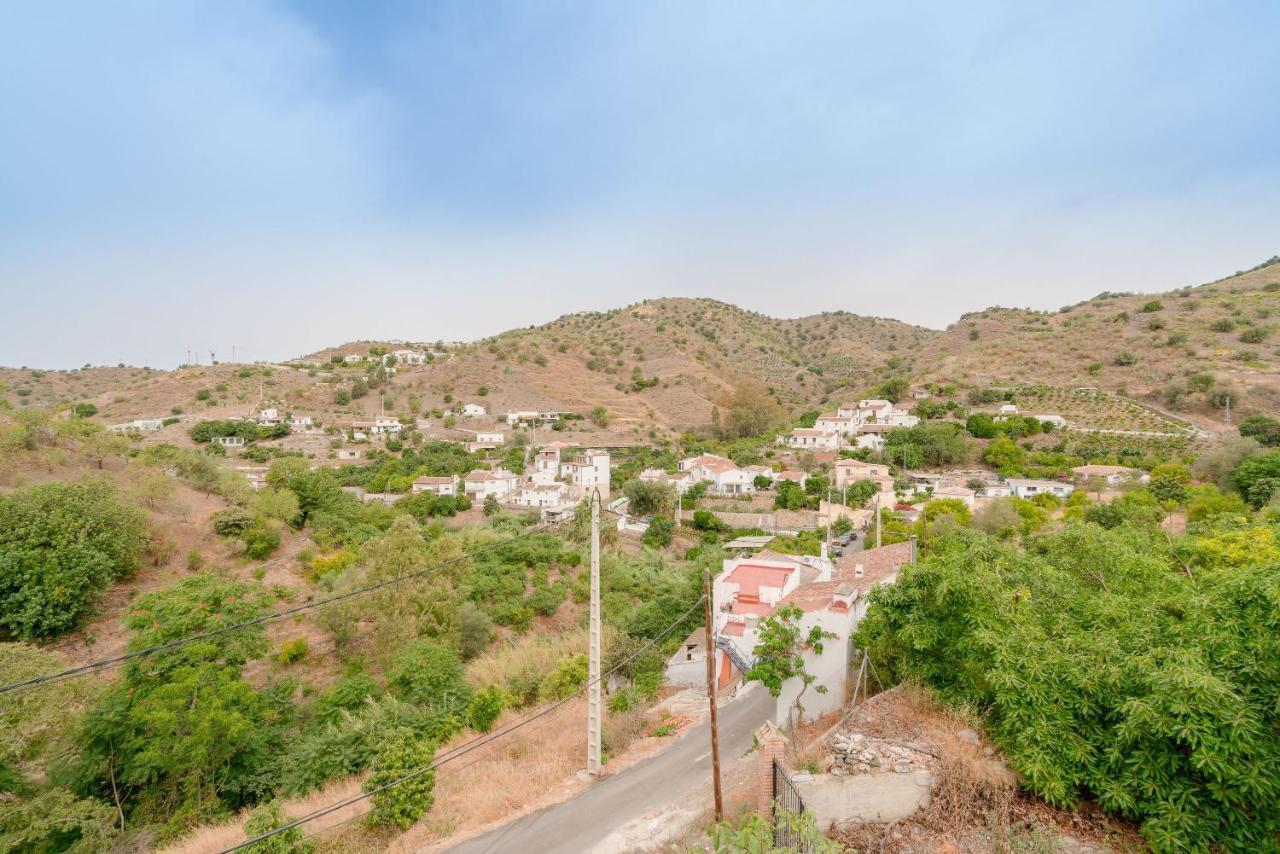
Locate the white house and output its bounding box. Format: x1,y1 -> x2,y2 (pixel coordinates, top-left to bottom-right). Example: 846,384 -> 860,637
109,419 -> 164,433
289,415 -> 314,429
389,349 -> 428,366
678,454 -> 755,495
462,403 -> 487,418
1006,478 -> 1074,499
342,353 -> 364,363
813,414 -> 859,436
511,482 -> 576,511
1071,464 -> 1149,486
412,475 -> 459,496
932,483 -> 977,508
704,543 -> 914,723
665,630 -> 709,687
466,430 -> 506,452
854,433 -> 885,453
783,428 -> 841,451
211,435 -> 246,448
998,403 -> 1019,416
336,448 -> 362,461
463,468 -> 522,501
638,467 -> 694,494
256,408 -> 282,426
559,450 -> 612,499
505,410 -> 540,426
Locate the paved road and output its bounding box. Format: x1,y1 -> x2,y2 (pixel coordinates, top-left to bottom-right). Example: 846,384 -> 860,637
447,686 -> 774,854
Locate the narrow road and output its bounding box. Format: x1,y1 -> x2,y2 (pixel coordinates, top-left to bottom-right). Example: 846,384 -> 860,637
447,686 -> 774,854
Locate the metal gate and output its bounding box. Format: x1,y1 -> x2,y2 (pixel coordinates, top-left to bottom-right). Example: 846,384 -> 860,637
771,758 -> 809,851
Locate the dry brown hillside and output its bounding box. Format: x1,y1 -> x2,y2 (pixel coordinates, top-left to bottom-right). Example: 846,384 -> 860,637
6,259 -> 1280,433
920,256 -> 1280,424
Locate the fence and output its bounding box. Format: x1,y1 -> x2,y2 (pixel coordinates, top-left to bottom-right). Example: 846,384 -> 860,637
771,758 -> 810,851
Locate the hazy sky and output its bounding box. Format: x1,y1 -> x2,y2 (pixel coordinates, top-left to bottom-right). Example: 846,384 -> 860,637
2,1 -> 1278,369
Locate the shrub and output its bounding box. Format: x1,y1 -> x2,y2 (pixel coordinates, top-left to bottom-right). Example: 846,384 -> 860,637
526,583 -> 565,617
0,480 -> 146,639
242,800 -> 313,853
1113,351 -> 1137,366
691,510 -> 726,532
642,516 -> 674,548
1140,300 -> 1164,313
1211,318 -> 1236,333
466,686 -> 504,733
364,727 -> 437,829
1166,331 -> 1187,347
277,638 -> 309,665
389,640 -> 471,713
539,654 -> 588,701
1239,326 -> 1269,344
243,526 -> 281,559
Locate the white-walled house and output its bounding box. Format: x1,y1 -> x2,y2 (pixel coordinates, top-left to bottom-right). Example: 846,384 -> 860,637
679,454 -> 755,495
638,467 -> 694,494
665,630 -> 708,687
854,433 -> 885,453
1007,478 -> 1074,499
833,459 -> 895,497
110,418 -> 164,433
560,450 -> 611,499
289,415 -> 314,429
998,403 -> 1019,416
466,430 -> 506,452
813,414 -> 859,436
211,435 -> 246,448
703,542 -> 915,724
412,475 -> 459,496
932,483 -> 977,508
389,349 -> 428,366
463,468 -> 522,501
462,403 -> 487,418
784,428 -> 841,451
335,448 -> 362,461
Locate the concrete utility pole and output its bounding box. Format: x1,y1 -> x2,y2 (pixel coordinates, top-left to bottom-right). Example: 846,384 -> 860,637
703,567 -> 724,822
587,493 -> 602,775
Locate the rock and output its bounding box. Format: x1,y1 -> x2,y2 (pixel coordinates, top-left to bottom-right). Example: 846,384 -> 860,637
821,756 -> 837,773
831,767 -> 846,777
955,728 -> 980,744
894,761 -> 912,774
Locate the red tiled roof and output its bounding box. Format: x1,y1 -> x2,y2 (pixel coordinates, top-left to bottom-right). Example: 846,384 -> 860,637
722,621 -> 746,637
729,600 -> 774,617
724,563 -> 795,597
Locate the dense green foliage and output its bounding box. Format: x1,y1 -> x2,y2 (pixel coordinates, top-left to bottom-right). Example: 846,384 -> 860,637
0,479 -> 147,639
363,727 -> 437,830
855,523 -> 1280,851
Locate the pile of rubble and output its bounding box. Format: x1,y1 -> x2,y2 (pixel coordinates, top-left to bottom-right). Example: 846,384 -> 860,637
824,730 -> 933,776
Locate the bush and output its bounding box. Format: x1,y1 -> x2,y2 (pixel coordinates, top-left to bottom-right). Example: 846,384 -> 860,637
539,654 -> 588,701
242,799 -> 313,853
466,686 -> 504,733
364,727 -> 437,829
1238,413 -> 1280,447
389,640 -> 471,713
1211,318 -> 1237,333
1113,351 -> 1137,366
212,508 -> 255,537
526,583 -> 565,617
243,525 -> 281,559
642,516 -> 674,548
0,480 -> 146,640
1240,326 -> 1269,344
691,510 -> 726,532
277,638 -> 309,665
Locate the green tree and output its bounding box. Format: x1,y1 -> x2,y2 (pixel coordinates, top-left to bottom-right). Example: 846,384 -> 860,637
623,478 -> 673,515
746,604 -> 834,724
1238,413 -> 1280,447
388,640 -> 471,713
1233,449 -> 1280,507
466,686 -> 504,733
0,480 -> 146,639
364,727 -> 437,830
982,436 -> 1025,473
642,516 -> 674,548
722,379 -> 785,438
483,493 -> 501,517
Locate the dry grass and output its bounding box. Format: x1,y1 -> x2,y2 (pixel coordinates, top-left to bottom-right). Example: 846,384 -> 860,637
464,625 -> 618,691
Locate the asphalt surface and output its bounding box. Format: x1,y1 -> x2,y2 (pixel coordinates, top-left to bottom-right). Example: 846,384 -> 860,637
447,686 -> 774,854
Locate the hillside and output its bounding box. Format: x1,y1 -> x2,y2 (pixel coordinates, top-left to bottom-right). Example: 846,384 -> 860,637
5,259 -> 1280,435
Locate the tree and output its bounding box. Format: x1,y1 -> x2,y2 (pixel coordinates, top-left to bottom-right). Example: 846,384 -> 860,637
872,376 -> 909,403
623,478 -> 672,516
0,480 -> 146,640
590,406 -> 610,427
746,604 -> 834,724
854,524 -> 1280,851
691,510 -> 726,532
982,436 -> 1025,473
457,602 -> 492,661
1238,413 -> 1280,447
722,379 -> 785,438
466,686 -> 504,733
966,413 -> 999,438
1233,449 -> 1280,507
74,575 -> 279,831
482,494 -> 501,517
388,640 -> 471,713
642,516 -> 674,548
364,727 -> 437,829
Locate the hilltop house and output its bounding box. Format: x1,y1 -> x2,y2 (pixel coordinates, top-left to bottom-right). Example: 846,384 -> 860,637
638,467 -> 694,494
932,483 -> 977,508
462,403 -> 487,418
813,414 -> 859,436
289,414 -> 313,429
412,475 -> 459,496
211,435 -> 246,448
705,542 -> 915,723
1071,464 -> 1149,486
389,349 -> 428,366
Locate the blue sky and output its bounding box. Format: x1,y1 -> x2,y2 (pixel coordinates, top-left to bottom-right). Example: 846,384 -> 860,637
1,1 -> 1277,368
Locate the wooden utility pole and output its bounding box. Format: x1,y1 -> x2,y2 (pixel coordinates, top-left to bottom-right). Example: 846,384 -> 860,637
703,567 -> 724,822
587,494 -> 602,775
875,491 -> 882,549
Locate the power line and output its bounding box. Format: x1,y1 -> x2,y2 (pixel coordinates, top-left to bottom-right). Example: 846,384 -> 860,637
0,515 -> 576,697
224,593 -> 707,852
